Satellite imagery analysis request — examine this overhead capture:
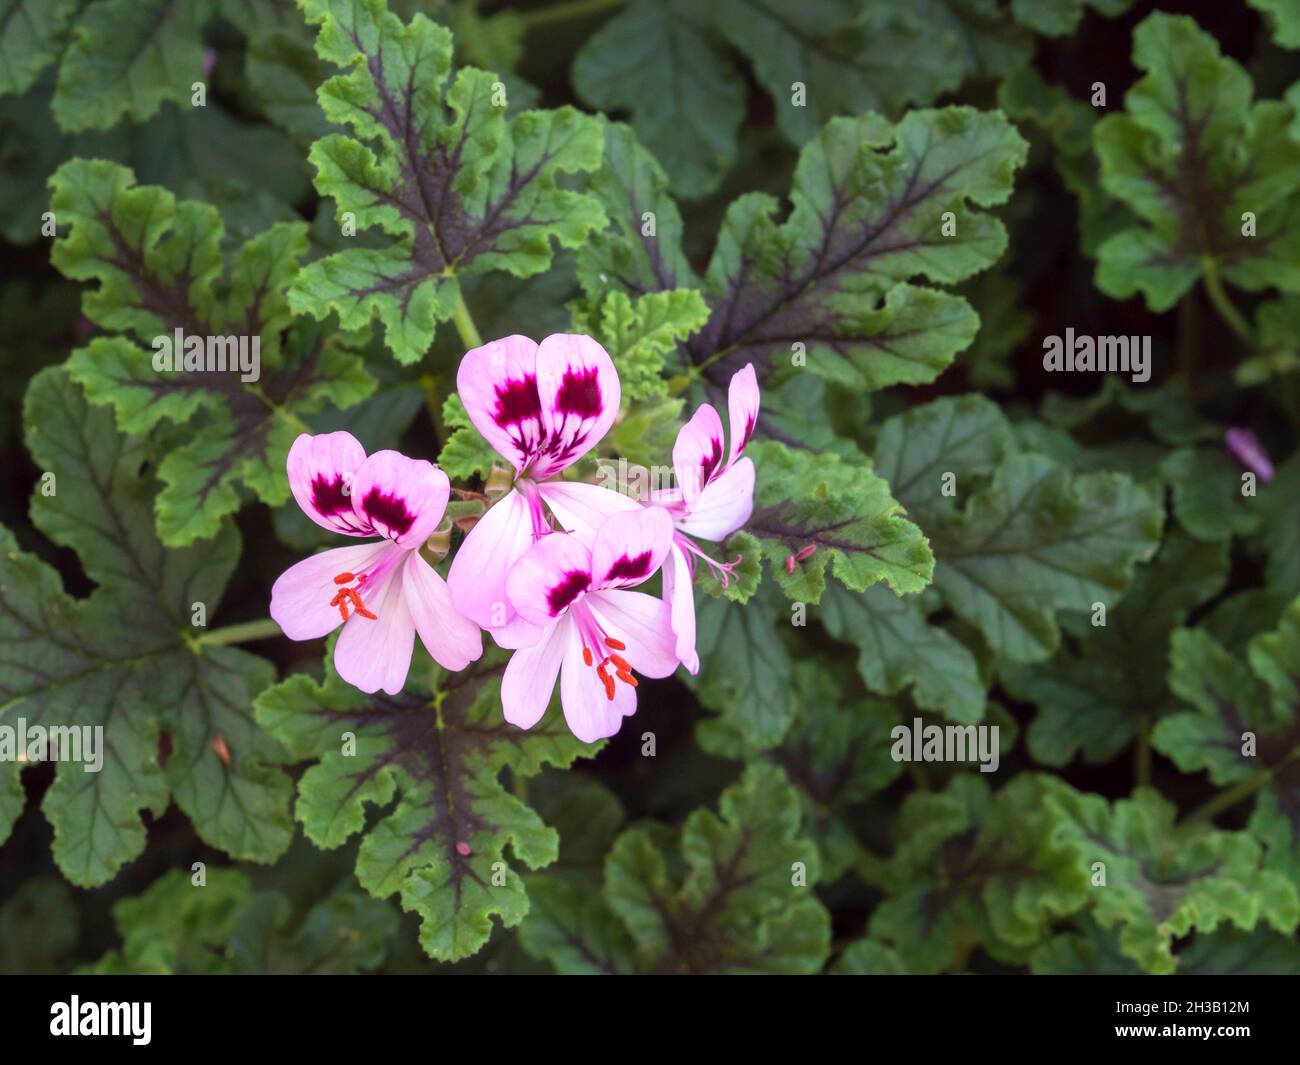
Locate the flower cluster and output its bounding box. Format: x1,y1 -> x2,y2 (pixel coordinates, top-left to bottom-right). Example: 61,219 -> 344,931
270,334 -> 759,743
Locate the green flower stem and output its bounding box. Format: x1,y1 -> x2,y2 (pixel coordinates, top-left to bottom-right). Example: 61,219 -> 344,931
520,0 -> 625,28
1200,256 -> 1255,347
1183,772 -> 1270,825
197,618 -> 282,645
451,287 -> 483,350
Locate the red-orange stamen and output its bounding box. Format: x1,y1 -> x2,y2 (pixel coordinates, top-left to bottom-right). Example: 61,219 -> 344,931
604,636 -> 626,651
331,572 -> 378,622
583,647 -> 593,667
607,653 -> 631,673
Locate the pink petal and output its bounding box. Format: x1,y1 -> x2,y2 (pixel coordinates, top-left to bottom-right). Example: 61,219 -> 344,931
505,532 -> 594,628
559,633 -> 637,742
286,431 -> 374,536
401,552 -> 483,672
349,450 -> 449,549
673,403 -> 725,504
662,542 -> 699,674
588,588 -> 678,679
677,457 -> 754,542
727,363 -> 759,466
448,488 -> 535,629
333,556 -> 416,694
456,334 -> 543,473
538,480 -> 639,541
270,541 -> 392,641
532,334 -> 620,477
590,506 -> 673,590
487,613 -> 547,650
502,616 -> 569,730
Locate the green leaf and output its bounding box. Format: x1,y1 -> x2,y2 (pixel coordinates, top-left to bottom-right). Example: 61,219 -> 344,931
1248,454 -> 1300,599
580,288 -> 709,403
701,662 -> 904,880
870,774 -> 1091,973
709,0 -> 990,144
1160,446 -> 1261,541
688,585 -> 795,752
1,368 -> 293,886
0,0 -> 79,96
52,0 -> 214,132
1249,0 -> 1300,48
833,936 -> 907,974
819,582 -> 985,724
602,763 -> 831,973
0,877 -> 78,973
1004,531 -> 1229,766
998,66 -> 1134,255
83,867 -> 398,974
49,159 -> 372,545
875,395 -> 1164,662
1093,13 -> 1300,310
255,656 -> 594,963
572,0 -> 742,199
1155,599 -> 1300,871
1010,0 -> 1132,37
1051,786 -> 1299,974
930,453 -> 1163,662
436,393 -> 498,481
580,108 -> 1027,393
288,0 -> 606,364
744,439 -> 934,602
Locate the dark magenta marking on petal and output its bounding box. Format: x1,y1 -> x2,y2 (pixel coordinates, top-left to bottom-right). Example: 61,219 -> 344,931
311,474 -> 352,517
362,488 -> 415,537
739,415 -> 756,452
547,570 -> 591,614
700,436 -> 724,485
605,551 -> 652,583
554,367 -> 602,419
493,376 -> 542,427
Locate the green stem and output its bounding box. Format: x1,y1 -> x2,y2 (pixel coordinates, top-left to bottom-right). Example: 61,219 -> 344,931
1184,771 -> 1272,825
451,288 -> 483,350
198,618 -> 281,646
1200,256 -> 1254,347
520,0 -> 625,28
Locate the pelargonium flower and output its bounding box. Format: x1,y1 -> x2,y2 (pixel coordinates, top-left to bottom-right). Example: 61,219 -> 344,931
650,364 -> 759,673
500,508 -> 677,743
270,432 -> 482,694
448,333 -> 637,644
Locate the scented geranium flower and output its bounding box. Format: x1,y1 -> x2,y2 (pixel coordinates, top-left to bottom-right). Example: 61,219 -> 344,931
270,432 -> 482,694
651,364 -> 759,674
501,509 -> 677,743
448,333 -> 638,644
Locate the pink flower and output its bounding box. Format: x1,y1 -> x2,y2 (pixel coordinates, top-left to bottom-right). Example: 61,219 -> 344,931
500,509 -> 678,743
644,361 -> 759,670
270,432 -> 482,694
448,334 -> 639,646
649,364 -> 759,674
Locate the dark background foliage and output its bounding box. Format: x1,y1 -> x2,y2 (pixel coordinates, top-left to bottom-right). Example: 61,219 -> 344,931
2,0 -> 1300,975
